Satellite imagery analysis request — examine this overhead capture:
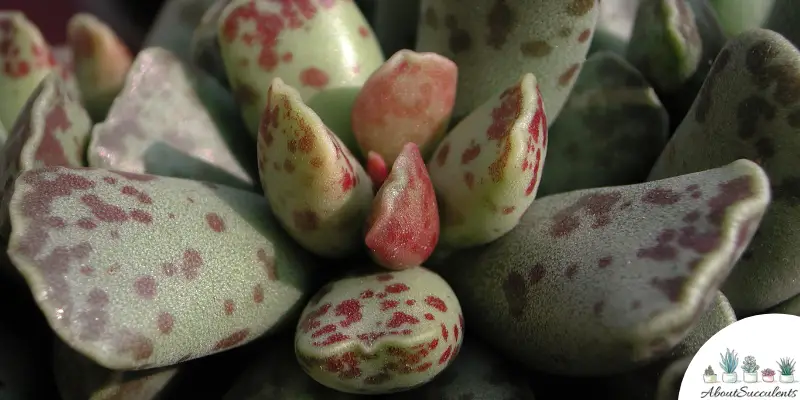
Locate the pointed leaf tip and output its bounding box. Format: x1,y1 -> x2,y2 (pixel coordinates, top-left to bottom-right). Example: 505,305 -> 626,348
428,73 -> 547,249
258,78 -> 373,259
365,143 -> 439,270
352,49 -> 457,165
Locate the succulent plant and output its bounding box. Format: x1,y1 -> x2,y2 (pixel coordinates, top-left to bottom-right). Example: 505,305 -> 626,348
763,368 -> 776,377
4,0 -> 800,399
778,357 -> 796,376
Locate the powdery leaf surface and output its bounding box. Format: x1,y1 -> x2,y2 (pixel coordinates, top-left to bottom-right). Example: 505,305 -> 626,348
415,0 -> 599,124
223,335 -> 359,400
538,52 -> 669,197
54,339 -> 179,400
88,47 -> 256,191
386,339 -> 535,400
365,143 -> 439,270
0,74 -> 92,240
257,78 -> 373,258
67,13 -> 133,121
218,0 -> 384,136
443,159 -> 770,375
671,291 -> 736,357
0,12 -> 65,136
427,73 -> 547,249
351,50 -> 457,165
295,268 -> 463,394
626,0 -> 702,93
7,166 -> 317,369
190,0 -> 234,89
648,29 -> 800,314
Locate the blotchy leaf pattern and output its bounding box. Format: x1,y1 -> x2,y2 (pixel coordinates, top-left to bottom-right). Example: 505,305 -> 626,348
7,167 -> 316,369
257,78 -> 373,258
88,47 -> 257,191
365,143 -> 439,270
415,0 -> 599,124
428,73 -> 547,249
295,267 -> 463,394
443,159 -> 769,375
218,0 -> 385,136
538,52 -> 669,196
649,29 -> 800,314
0,12 -> 68,138
67,13 -> 133,121
352,50 -> 457,165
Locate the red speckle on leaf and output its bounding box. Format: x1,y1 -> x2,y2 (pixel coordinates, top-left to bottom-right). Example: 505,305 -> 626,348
157,312 -> 174,334
212,329 -> 250,351
257,249 -> 277,280
524,91 -> 547,196
386,311 -> 420,328
461,141 -> 481,164
292,209 -> 319,231
134,275 -> 157,299
578,28 -> 591,43
380,300 -> 400,310
182,249 -> 203,280
253,284 -> 264,303
385,283 -> 410,293
76,218 -> 96,229
205,212 -> 226,232
120,185 -> 153,204
435,142 -> 450,167
438,345 -> 453,365
224,300 -> 235,315
425,296 -> 448,312
115,331 -> 154,361
299,67 -> 329,88
335,299 -> 363,328
558,63 -> 580,86
365,143 -> 439,269
376,274 -> 394,282
550,191 -> 622,238
103,177 -> 117,184
598,256 -> 612,268
642,187 -> 682,205
638,229 -> 678,261
463,172 -> 475,189
130,209 -> 152,224
424,313 -> 435,320
358,26 -> 370,37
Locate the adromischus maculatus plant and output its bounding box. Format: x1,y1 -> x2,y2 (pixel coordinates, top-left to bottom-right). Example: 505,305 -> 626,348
1,0 -> 798,398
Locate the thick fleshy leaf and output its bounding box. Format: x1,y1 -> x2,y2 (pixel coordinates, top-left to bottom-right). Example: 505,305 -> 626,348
54,339 -> 179,400
441,159 -> 770,375
626,0 -> 703,93
142,0 -> 217,63
655,356 -> 691,400
387,339 -> 535,400
257,78 -> 373,258
223,334 -> 358,399
589,0 -> 639,55
0,12 -> 63,136
366,150 -> 388,189
190,0 -> 233,89
218,0 -> 385,136
538,52 -> 669,197
710,0 -> 774,37
67,13 -> 133,122
427,73 -> 547,249
7,166 -> 317,369
88,47 -> 257,191
415,0 -> 599,124
0,74 -> 92,240
365,143 -> 439,270
295,267 -> 464,394
770,292 -> 800,315
351,50 -> 457,164
671,291 -> 736,357
306,87 -> 363,160
648,29 -> 800,314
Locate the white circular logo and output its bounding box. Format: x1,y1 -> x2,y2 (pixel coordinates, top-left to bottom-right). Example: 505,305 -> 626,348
680,314 -> 800,399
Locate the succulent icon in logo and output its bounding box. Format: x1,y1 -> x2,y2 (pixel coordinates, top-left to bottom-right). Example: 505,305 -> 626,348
762,368 -> 776,383
720,349 -> 739,383
704,365 -> 718,383
778,358 -> 796,383
742,356 -> 759,383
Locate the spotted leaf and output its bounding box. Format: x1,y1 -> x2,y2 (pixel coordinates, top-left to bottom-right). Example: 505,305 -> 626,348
295,267 -> 463,394
190,0 -> 233,89
0,12 -> 64,136
0,74 -> 91,241
427,73 -> 547,249
218,0 -> 385,136
257,78 -> 373,258
352,50 -> 457,165
365,143 -> 439,270
626,0 -> 703,93
538,52 -> 669,197
54,339 -> 179,400
415,0 -> 599,124
67,13 -> 133,121
443,159 -> 770,375
7,167 -> 317,369
88,47 -> 257,191
649,29 -> 800,315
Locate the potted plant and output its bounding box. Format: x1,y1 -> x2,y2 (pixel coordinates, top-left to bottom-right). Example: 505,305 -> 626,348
778,358 -> 796,383
743,356 -> 760,383
704,366 -> 718,383
720,349 -> 740,383
762,368 -> 776,383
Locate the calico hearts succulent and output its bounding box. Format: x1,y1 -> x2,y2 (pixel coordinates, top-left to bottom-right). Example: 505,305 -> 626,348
0,0 -> 798,399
